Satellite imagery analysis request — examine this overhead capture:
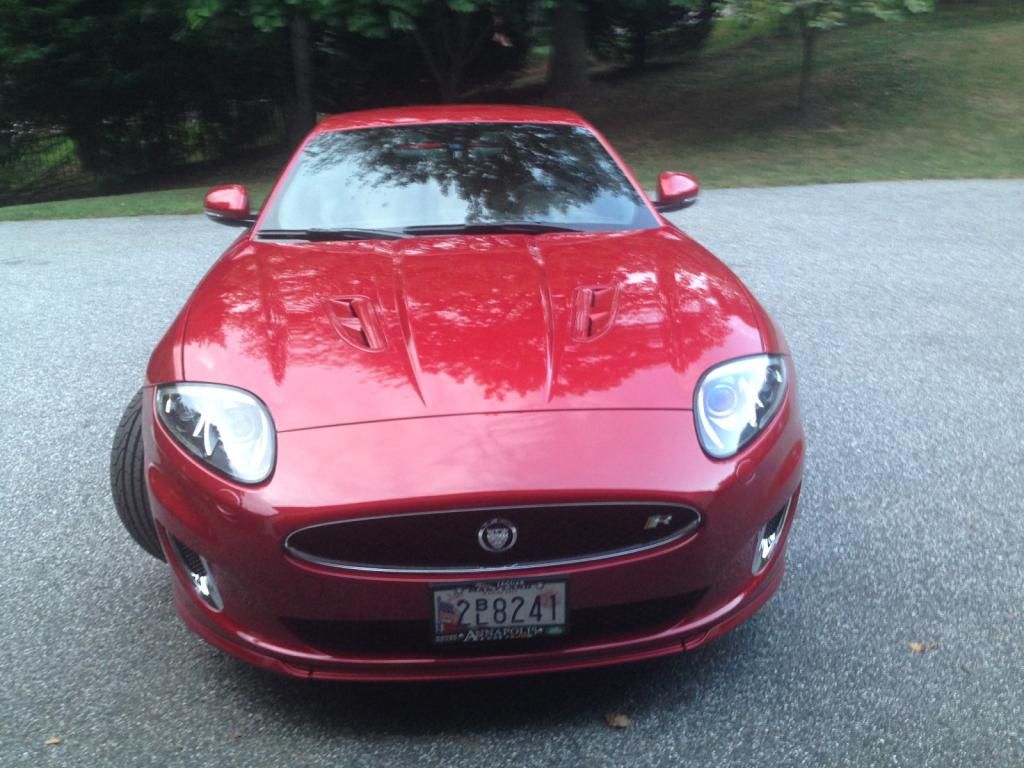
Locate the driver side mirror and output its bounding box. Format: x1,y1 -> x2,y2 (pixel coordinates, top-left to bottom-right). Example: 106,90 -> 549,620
204,184 -> 256,227
653,172 -> 700,213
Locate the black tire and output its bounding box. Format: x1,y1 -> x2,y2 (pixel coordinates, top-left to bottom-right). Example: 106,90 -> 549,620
110,388 -> 165,560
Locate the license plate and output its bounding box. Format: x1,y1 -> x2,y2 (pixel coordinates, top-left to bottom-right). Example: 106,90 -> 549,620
432,579 -> 568,644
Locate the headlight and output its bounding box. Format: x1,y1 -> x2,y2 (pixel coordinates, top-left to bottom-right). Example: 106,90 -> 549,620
695,355 -> 787,459
156,383 -> 275,484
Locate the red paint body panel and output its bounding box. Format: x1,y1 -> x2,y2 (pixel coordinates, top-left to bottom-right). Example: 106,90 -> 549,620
144,394 -> 803,680
140,105 -> 806,681
175,228 -> 762,432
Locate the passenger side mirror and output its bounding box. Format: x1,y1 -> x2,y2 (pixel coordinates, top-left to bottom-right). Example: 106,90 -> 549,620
204,185 -> 256,227
653,172 -> 700,213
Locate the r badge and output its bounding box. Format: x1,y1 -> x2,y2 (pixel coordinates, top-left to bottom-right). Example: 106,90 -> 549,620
644,514 -> 673,530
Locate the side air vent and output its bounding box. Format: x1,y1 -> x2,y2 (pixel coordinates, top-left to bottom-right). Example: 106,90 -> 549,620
572,285 -> 618,341
326,296 -> 386,351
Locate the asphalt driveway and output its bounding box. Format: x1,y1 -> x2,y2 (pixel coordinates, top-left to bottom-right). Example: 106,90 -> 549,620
1,180 -> 1021,767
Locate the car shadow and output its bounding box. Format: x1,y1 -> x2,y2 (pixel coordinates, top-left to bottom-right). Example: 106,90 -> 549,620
219,625 -> 760,736
133,548 -> 799,736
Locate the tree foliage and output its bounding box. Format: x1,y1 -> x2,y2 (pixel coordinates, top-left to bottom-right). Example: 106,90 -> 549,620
589,0 -> 716,71
187,0 -> 529,104
0,0 -> 723,194
0,0 -> 289,178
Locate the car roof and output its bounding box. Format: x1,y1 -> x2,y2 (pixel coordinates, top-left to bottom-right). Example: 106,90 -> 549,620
314,105 -> 591,134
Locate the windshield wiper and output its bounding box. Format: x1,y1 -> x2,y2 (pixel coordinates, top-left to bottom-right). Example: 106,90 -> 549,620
402,222 -> 583,236
257,223 -> 582,241
257,228 -> 408,241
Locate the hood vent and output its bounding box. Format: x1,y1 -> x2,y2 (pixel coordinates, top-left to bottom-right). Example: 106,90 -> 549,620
326,296 -> 386,351
572,285 -> 618,341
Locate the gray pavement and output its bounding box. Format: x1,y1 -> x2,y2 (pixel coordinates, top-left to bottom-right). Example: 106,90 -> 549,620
1,180 -> 1022,767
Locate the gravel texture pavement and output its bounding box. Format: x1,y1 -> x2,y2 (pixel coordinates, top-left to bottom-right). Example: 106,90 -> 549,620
1,180 -> 1022,767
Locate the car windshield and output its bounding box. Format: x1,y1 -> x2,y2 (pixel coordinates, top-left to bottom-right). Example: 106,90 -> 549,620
258,122 -> 659,235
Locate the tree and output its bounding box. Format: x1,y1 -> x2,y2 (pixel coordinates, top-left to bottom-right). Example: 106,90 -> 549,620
189,0 -> 529,108
187,0 -> 326,139
345,0 -> 529,103
732,0 -> 933,109
0,0 -> 288,178
589,0 -> 717,72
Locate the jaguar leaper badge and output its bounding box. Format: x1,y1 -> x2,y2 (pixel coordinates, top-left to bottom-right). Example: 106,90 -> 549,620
478,518 -> 518,553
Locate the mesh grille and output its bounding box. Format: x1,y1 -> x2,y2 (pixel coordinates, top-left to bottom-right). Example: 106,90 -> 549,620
286,502 -> 701,572
170,535 -> 207,578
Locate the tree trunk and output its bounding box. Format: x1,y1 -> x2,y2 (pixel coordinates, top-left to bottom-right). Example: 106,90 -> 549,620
67,117 -> 106,176
413,6 -> 501,104
694,0 -> 716,48
547,0 -> 589,99
440,70 -> 462,103
289,13 -> 316,143
796,10 -> 816,111
628,20 -> 647,72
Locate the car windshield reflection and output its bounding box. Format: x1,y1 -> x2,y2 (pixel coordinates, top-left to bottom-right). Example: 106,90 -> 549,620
259,123 -> 659,234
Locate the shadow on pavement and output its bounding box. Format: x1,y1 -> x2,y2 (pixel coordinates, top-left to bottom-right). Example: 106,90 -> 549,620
206,626 -> 758,736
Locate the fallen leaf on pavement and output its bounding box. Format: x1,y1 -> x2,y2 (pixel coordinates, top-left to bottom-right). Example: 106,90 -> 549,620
605,712 -> 632,729
45,736 -> 63,746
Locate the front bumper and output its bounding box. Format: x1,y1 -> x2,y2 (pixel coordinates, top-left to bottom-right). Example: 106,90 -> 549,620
143,399 -> 804,682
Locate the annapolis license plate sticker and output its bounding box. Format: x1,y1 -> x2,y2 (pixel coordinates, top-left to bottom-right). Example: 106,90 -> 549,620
432,579 -> 568,644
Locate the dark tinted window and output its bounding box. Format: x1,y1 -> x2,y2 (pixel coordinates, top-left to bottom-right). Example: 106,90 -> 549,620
260,123 -> 658,233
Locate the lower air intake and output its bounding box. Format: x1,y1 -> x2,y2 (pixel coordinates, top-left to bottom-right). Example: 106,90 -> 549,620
284,590 -> 706,657
752,497 -> 793,574
168,534 -> 223,610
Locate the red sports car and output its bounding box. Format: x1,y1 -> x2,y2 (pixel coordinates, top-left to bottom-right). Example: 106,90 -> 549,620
111,105 -> 804,681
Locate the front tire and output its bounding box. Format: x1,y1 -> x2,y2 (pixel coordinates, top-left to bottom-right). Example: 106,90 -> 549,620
110,388 -> 165,560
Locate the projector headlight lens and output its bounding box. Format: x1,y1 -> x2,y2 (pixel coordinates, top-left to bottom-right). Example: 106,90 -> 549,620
695,355 -> 787,459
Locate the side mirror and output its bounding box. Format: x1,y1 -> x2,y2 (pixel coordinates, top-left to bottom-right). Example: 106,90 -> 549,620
654,172 -> 700,213
204,185 -> 255,227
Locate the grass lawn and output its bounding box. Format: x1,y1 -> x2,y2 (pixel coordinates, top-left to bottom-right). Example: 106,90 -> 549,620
0,182 -> 274,222
588,0 -> 1024,187
1,0 -> 1020,221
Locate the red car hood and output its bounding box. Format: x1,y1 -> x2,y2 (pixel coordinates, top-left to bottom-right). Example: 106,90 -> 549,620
181,227 -> 764,432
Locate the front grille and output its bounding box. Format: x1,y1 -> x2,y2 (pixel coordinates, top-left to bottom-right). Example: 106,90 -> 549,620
285,502 -> 701,573
284,590 -> 705,657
